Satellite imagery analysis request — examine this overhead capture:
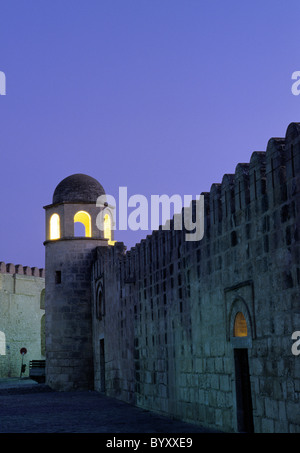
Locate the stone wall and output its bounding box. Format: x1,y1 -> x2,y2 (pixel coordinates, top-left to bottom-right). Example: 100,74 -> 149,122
0,263 -> 45,378
92,122 -> 300,433
45,238 -> 107,391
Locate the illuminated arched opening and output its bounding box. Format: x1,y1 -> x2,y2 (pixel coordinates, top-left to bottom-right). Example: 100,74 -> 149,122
74,211 -> 92,237
50,213 -> 60,240
234,312 -> 248,337
104,213 -> 115,245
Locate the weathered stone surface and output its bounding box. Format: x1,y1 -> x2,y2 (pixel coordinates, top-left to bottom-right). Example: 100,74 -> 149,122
90,122 -> 300,433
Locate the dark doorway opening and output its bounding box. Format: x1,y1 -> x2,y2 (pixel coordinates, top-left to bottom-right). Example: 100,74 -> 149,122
234,348 -> 254,433
100,339 -> 106,393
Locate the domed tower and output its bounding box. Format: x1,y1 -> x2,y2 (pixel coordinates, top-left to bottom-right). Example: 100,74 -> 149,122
44,174 -> 113,391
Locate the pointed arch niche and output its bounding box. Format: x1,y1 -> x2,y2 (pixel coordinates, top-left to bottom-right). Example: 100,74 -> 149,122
96,282 -> 105,320
234,312 -> 248,337
229,297 -> 253,349
224,280 -> 256,348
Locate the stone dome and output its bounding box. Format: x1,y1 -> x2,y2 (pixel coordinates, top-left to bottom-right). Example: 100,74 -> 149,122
52,173 -> 105,204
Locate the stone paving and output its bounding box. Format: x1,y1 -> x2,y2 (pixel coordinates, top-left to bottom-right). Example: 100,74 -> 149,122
0,378 -> 220,434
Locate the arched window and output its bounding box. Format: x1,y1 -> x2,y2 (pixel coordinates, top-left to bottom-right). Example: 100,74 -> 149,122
104,213 -> 114,245
234,312 -> 248,337
74,211 -> 91,237
50,213 -> 60,240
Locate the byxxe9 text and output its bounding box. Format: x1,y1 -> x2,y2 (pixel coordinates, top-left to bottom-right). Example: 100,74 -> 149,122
150,438 -> 193,448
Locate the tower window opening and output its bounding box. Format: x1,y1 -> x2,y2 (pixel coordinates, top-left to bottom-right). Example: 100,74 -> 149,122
55,271 -> 61,284
74,222 -> 86,237
50,213 -> 60,240
74,211 -> 91,237
234,312 -> 248,337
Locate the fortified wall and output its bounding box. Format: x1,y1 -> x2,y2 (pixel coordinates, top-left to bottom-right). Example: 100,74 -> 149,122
0,263 -> 45,377
92,122 -> 300,433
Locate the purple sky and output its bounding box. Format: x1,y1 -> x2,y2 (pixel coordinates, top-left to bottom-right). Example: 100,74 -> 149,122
0,0 -> 299,269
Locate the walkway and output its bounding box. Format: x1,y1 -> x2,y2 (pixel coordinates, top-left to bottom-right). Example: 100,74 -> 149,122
0,378 -> 219,434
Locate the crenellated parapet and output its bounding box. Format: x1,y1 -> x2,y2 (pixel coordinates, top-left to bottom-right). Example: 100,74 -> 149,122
126,122 -> 298,257
95,122 -> 300,271
197,122 -> 300,243
0,261 -> 45,278
96,121 -> 298,284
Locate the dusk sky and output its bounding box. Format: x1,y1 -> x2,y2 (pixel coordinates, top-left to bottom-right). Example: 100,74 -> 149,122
0,0 -> 300,269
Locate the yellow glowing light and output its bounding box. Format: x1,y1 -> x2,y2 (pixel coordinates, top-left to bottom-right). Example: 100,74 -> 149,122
104,213 -> 115,245
50,213 -> 60,240
234,312 -> 248,337
74,211 -> 92,237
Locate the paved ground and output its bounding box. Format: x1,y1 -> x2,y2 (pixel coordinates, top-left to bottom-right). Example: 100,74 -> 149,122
0,378 -> 219,434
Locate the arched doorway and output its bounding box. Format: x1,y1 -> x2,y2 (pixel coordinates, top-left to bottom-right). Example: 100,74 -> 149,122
232,310 -> 254,433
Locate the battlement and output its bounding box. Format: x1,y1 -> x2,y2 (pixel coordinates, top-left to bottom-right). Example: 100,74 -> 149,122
120,121 -> 300,253
96,120 -> 300,284
206,122 -> 299,227
0,261 -> 45,278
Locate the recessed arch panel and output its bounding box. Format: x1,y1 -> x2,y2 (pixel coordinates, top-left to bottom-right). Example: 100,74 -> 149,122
96,283 -> 104,319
